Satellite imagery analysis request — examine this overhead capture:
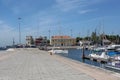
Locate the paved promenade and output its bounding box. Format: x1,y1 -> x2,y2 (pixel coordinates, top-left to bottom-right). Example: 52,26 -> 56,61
0,48 -> 94,80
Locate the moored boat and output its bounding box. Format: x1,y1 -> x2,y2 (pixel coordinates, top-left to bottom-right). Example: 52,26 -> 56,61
89,51 -> 110,59
107,44 -> 120,50
105,60 -> 120,71
48,49 -> 68,54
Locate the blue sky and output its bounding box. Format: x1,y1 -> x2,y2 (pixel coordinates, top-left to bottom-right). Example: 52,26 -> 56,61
0,0 -> 120,46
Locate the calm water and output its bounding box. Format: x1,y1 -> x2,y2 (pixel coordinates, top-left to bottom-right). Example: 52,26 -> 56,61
57,49 -> 103,67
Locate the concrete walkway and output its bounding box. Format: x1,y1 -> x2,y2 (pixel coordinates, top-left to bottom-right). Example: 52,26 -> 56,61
0,48 -> 94,80
53,53 -> 120,80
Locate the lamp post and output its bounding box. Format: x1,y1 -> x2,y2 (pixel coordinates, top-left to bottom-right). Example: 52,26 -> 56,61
18,17 -> 21,45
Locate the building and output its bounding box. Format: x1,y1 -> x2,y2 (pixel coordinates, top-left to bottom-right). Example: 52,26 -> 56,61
26,36 -> 34,46
50,35 -> 76,46
35,36 -> 47,46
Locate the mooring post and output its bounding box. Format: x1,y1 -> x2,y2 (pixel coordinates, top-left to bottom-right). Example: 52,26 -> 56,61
50,52 -> 52,55
82,46 -> 85,59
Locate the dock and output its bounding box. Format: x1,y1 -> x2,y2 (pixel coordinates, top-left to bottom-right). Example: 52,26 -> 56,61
0,48 -> 119,80
0,48 -> 94,80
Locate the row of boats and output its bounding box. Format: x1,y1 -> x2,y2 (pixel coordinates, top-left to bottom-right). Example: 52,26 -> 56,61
88,44 -> 120,70
48,44 -> 120,71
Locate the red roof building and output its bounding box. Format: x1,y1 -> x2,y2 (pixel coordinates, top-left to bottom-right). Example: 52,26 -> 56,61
50,35 -> 76,46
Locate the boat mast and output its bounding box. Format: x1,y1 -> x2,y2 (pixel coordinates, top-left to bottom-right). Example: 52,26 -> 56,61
13,38 -> 15,47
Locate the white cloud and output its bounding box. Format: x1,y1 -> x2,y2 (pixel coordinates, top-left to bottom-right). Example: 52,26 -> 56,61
0,20 -> 38,46
1,0 -> 21,14
11,7 -> 21,14
55,0 -> 103,12
78,9 -> 94,14
0,20 -> 18,46
0,20 -> 4,24
55,0 -> 82,11
1,10 -> 62,47
25,10 -> 62,32
1,0 -> 32,14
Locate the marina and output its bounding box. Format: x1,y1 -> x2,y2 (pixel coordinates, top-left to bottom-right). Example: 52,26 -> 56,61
0,0 -> 120,80
0,48 -> 120,80
53,48 -> 120,73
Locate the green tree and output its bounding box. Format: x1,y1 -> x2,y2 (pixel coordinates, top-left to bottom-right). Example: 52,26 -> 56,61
91,32 -> 98,43
84,37 -> 91,41
31,38 -> 34,45
76,37 -> 83,43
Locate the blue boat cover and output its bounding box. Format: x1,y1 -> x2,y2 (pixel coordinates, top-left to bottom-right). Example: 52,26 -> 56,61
107,51 -> 120,56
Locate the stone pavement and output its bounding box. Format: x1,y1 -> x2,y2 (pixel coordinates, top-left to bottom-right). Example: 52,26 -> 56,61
0,48 -> 94,80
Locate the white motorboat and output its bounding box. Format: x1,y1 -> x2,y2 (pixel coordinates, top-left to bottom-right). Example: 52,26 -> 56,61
99,52 -> 110,59
94,47 -> 106,51
114,56 -> 120,60
48,49 -> 68,54
107,45 -> 120,50
89,52 -> 110,59
116,48 -> 120,51
6,48 -> 15,51
105,61 -> 120,70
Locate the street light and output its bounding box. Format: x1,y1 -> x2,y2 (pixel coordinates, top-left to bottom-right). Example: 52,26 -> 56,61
18,17 -> 21,45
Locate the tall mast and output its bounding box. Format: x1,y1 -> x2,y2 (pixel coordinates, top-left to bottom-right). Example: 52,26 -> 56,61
87,29 -> 90,41
13,38 -> 15,47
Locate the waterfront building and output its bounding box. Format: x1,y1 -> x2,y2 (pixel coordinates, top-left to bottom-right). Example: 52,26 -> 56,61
26,36 -> 34,46
50,35 -> 76,46
35,36 -> 47,46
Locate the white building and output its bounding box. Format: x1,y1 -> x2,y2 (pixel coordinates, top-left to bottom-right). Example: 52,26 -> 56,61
26,36 -> 34,46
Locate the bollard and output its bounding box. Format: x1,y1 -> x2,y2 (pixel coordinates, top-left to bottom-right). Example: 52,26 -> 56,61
50,52 -> 52,55
82,46 -> 85,59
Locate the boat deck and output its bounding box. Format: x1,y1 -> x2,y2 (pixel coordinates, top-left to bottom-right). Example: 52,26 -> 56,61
83,56 -> 109,63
